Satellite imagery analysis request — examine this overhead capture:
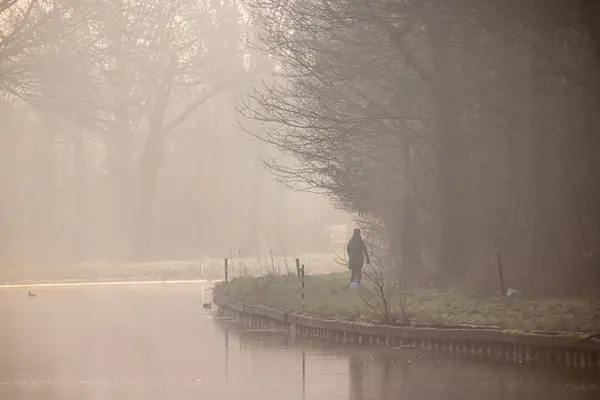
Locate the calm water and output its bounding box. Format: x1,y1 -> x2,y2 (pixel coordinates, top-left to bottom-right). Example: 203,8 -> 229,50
0,283 -> 598,399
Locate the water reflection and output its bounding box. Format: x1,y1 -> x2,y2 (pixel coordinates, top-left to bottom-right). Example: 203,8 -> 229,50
349,353 -> 365,400
226,322 -> 600,400
0,284 -> 598,399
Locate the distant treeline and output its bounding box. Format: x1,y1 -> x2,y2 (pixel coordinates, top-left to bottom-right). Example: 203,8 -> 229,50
0,0 -> 347,267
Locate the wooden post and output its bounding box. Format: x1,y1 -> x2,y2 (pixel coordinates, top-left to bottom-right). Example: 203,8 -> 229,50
296,258 -> 301,277
496,253 -> 506,297
301,264 -> 305,308
224,322 -> 229,384
225,258 -> 229,285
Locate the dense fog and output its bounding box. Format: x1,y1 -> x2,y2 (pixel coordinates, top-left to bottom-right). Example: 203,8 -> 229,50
0,0 -> 350,268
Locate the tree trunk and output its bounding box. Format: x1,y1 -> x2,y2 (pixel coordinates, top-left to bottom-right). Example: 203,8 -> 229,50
107,109 -> 133,261
427,17 -> 470,285
400,139 -> 422,286
72,131 -> 88,263
135,125 -> 166,261
105,0 -> 134,261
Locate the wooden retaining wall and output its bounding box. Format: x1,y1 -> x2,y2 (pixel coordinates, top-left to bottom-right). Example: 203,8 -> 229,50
214,296 -> 600,371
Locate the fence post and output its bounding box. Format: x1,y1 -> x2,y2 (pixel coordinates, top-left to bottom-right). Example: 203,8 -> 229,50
496,253 -> 505,296
301,264 -> 305,308
296,258 -> 301,277
225,258 -> 229,285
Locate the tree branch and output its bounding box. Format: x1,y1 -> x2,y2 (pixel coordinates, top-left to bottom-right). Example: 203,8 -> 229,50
163,83 -> 231,134
363,0 -> 434,84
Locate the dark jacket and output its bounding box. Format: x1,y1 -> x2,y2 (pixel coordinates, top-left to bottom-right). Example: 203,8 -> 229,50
347,235 -> 369,266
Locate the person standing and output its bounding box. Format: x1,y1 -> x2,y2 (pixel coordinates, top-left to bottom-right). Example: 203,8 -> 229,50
347,228 -> 370,284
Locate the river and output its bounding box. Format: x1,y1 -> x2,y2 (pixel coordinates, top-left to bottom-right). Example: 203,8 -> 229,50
0,282 -> 597,399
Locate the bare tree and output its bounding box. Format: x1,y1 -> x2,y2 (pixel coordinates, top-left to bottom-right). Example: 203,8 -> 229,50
1,0 -> 100,108
239,0 -> 600,294
357,215 -> 409,325
87,0 -> 251,258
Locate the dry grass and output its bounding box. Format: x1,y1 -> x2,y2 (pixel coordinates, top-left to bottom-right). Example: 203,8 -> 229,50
214,272 -> 600,333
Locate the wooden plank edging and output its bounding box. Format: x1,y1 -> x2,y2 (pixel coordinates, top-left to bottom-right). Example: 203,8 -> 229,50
213,296 -> 600,353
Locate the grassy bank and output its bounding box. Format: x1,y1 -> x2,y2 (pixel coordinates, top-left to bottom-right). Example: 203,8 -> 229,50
214,272 -> 600,333
0,261 -> 220,284
0,254 -> 342,285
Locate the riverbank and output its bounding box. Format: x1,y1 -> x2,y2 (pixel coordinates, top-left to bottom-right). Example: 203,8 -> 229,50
214,272 -> 600,334
0,260 -> 220,285
0,254 -> 341,285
